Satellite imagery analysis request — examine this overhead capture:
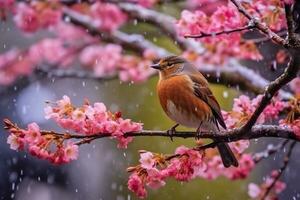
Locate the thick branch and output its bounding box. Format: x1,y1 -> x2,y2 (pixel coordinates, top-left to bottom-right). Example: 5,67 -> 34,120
241,51 -> 300,132
285,3 -> 298,45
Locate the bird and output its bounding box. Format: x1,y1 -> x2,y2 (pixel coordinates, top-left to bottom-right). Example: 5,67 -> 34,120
150,55 -> 238,168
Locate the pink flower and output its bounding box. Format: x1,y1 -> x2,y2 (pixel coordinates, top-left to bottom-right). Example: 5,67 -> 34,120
248,183 -> 261,198
263,99 -> 286,120
14,3 -> 39,32
29,39 -> 72,65
139,152 -> 155,169
90,2 -> 127,31
289,78 -> 300,95
72,109 -> 86,121
7,134 -> 23,150
44,105 -> 59,120
128,173 -> 147,199
39,8 -> 61,28
116,136 -> 133,149
135,0 -> 157,8
24,122 -> 41,144
64,143 -> 79,162
230,140 -> 250,154
146,168 -> 166,189
57,95 -> 72,111
224,154 -> 255,180
80,44 -> 122,76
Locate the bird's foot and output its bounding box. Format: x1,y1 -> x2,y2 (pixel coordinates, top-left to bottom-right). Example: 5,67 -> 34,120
195,122 -> 203,140
167,124 -> 179,142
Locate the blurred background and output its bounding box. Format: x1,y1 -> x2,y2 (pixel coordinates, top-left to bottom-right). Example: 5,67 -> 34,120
1,1 -> 300,200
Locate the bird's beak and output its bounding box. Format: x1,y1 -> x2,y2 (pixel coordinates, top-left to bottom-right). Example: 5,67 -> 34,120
150,63 -> 161,70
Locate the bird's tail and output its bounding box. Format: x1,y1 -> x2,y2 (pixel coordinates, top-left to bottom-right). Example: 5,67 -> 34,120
216,142 -> 239,168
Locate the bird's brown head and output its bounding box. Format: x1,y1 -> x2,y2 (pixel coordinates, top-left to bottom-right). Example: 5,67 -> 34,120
150,56 -> 186,79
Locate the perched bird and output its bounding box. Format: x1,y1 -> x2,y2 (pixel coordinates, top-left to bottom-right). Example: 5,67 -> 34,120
151,55 -> 238,168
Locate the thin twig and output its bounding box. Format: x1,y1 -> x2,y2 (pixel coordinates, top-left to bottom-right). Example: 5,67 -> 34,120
184,25 -> 255,39
253,139 -> 289,163
261,141 -> 296,200
230,0 -> 288,47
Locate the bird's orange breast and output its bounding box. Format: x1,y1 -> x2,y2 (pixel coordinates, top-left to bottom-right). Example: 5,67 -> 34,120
157,75 -> 212,128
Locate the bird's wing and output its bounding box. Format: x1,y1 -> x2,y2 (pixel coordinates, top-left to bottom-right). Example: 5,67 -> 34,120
189,74 -> 227,130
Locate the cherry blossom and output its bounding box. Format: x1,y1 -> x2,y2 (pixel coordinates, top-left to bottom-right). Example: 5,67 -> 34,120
90,2 -> 127,32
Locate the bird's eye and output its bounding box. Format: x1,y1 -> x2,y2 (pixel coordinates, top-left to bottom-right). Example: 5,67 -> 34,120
167,63 -> 174,68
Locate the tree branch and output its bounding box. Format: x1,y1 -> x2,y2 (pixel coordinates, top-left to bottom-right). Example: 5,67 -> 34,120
284,3 -> 298,45
261,141 -> 296,200
3,119 -> 297,145
230,0 -> 289,47
252,139 -> 289,163
241,50 -> 300,132
184,25 -> 255,39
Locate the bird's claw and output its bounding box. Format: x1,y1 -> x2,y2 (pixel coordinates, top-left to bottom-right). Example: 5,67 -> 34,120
195,122 -> 203,140
167,124 -> 179,142
195,131 -> 201,140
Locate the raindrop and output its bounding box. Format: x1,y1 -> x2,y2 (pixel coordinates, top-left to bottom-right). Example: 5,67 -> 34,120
111,182 -> 117,190
133,19 -> 138,26
27,185 -> 31,194
75,188 -> 78,193
47,175 -> 55,184
64,16 -> 71,22
82,81 -> 86,87
223,91 -> 228,98
12,182 -> 15,191
123,152 -> 126,157
37,176 -> 41,181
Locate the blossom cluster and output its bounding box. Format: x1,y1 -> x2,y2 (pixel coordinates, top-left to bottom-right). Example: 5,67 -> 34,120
222,95 -> 287,129
44,95 -> 143,148
6,121 -> 79,165
248,170 -> 286,199
279,96 -> 300,138
128,140 -> 254,198
176,0 -> 288,64
0,38 -> 82,85
80,45 -> 156,82
5,96 -> 143,164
